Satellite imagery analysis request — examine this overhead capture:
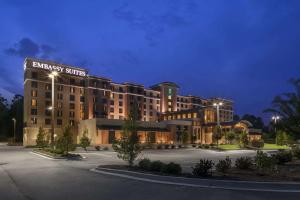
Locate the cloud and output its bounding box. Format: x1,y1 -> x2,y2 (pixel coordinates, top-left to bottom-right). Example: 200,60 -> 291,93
113,1 -> 195,46
4,38 -> 56,58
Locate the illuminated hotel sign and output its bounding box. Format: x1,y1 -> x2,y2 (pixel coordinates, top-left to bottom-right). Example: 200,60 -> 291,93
25,59 -> 87,77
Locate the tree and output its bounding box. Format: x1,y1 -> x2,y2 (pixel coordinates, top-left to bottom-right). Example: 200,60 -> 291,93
233,114 -> 240,121
264,78 -> 300,139
0,94 -> 9,140
213,125 -> 222,146
36,127 -> 48,148
112,102 -> 142,166
56,126 -> 75,155
80,129 -> 91,151
275,130 -> 289,146
9,95 -> 24,142
225,131 -> 236,144
240,131 -> 249,148
181,130 -> 189,145
242,114 -> 264,129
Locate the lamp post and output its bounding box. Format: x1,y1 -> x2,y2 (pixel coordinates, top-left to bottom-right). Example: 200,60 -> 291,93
48,71 -> 58,147
213,102 -> 223,127
12,118 -> 16,142
272,115 -> 280,133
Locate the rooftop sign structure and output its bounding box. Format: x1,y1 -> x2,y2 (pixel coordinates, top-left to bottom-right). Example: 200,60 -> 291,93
24,58 -> 87,77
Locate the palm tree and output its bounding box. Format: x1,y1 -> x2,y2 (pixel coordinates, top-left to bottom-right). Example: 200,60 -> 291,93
264,78 -> 300,139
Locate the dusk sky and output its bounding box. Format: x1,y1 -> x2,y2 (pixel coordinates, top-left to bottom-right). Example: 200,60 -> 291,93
0,0 -> 299,121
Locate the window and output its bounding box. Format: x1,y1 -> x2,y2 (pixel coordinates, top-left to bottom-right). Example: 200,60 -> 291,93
70,87 -> 75,93
45,109 -> 51,116
69,111 -> 75,118
69,120 -> 75,126
80,88 -> 84,95
119,94 -> 123,99
69,103 -> 75,109
31,99 -> 37,107
110,100 -> 114,105
57,85 -> 63,91
31,109 -> 37,115
93,89 -> 98,95
57,93 -> 63,100
31,117 -> 37,124
57,102 -> 63,109
80,80 -> 85,87
57,110 -> 63,117
45,118 -> 51,125
57,119 -> 62,125
119,108 -> 123,113
31,72 -> 38,79
70,78 -> 75,84
149,105 -> 153,110
110,107 -> 114,113
150,112 -> 153,116
193,113 -> 197,118
157,100 -> 159,104
70,95 -> 75,101
80,96 -> 84,102
31,90 -> 37,97
45,101 -> 51,107
45,84 -> 51,90
31,81 -> 38,88
119,101 -> 123,107
45,92 -> 51,99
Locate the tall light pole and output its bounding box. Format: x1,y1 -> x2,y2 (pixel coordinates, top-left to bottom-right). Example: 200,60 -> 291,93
12,118 -> 16,143
213,102 -> 223,127
272,115 -> 280,133
48,71 -> 58,147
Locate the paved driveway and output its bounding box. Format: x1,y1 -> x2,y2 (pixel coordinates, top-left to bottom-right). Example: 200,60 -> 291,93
0,145 -> 298,200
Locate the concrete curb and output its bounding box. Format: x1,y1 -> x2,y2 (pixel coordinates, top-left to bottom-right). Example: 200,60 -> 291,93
90,167 -> 300,193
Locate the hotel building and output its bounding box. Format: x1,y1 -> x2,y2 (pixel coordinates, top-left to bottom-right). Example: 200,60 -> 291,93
23,58 -> 259,146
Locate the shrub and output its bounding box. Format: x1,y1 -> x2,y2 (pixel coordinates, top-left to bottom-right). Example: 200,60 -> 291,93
272,150 -> 293,165
215,157 -> 231,173
171,145 -> 176,149
235,156 -> 253,170
138,158 -> 151,170
251,139 -> 264,148
240,131 -> 249,148
55,126 -> 76,155
95,146 -> 101,151
192,159 -> 214,177
150,160 -> 165,172
162,162 -> 182,175
276,130 -> 289,146
157,145 -> 162,149
292,146 -> 300,159
178,144 -> 182,148
192,144 -> 197,148
204,144 -> 210,149
164,144 -> 170,149
79,129 -> 91,151
103,146 -> 109,151
36,127 -> 48,148
254,150 -> 276,174
197,144 -> 203,149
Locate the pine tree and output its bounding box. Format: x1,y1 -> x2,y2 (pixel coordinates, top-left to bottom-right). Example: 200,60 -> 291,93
36,127 -> 48,148
80,129 -> 91,151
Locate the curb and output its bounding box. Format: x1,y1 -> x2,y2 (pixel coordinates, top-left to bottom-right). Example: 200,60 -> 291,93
90,167 -> 300,193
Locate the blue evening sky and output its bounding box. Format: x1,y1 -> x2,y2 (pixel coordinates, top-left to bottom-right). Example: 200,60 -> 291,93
0,0 -> 299,121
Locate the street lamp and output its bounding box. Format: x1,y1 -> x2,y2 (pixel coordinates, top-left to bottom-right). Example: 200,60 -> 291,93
12,118 -> 16,143
213,102 -> 223,127
48,71 -> 58,147
272,115 -> 280,133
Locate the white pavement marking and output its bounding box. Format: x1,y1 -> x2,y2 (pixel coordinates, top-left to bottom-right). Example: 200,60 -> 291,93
90,168 -> 300,193
30,152 -> 56,160
97,167 -> 300,185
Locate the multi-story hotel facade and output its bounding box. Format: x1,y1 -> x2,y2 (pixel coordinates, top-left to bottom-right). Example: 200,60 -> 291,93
23,58 -> 260,146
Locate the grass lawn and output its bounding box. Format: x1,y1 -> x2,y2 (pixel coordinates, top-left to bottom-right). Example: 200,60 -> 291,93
263,143 -> 290,150
218,144 -> 241,150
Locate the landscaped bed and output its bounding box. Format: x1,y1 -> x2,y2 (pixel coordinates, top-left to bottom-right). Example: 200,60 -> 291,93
33,148 -> 83,160
98,148 -> 300,182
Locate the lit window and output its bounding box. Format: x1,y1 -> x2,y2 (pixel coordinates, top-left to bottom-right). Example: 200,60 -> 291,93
193,113 -> 197,118
182,114 -> 186,119
188,113 -> 192,118
177,114 -> 181,119
168,95 -> 172,100
31,90 -> 37,97
31,117 -> 37,124
168,101 -> 172,106
31,99 -> 37,107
